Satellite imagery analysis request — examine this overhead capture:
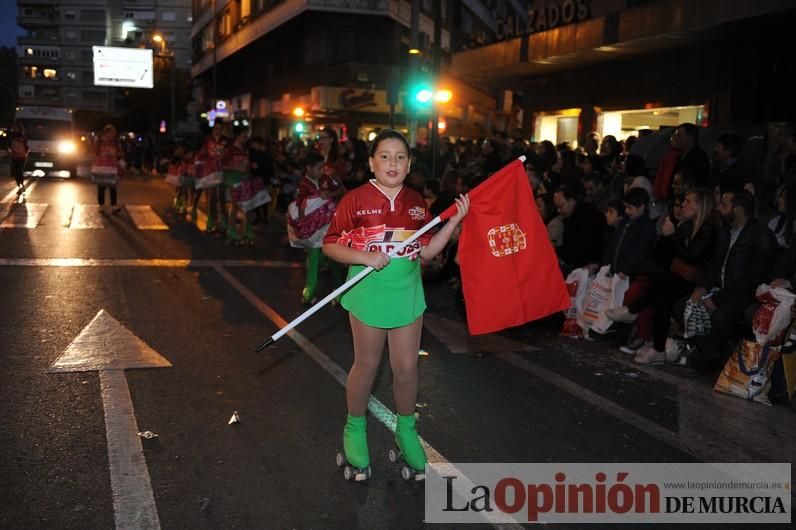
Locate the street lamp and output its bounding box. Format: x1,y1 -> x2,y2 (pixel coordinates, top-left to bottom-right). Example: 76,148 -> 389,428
152,33 -> 176,138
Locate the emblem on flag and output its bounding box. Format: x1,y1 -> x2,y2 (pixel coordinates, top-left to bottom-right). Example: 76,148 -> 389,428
487,223 -> 527,257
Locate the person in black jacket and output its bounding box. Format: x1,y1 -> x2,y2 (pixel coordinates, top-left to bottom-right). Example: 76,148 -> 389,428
608,188 -> 719,363
554,185 -> 606,274
671,123 -> 711,188
711,132 -> 746,191
672,190 -> 777,370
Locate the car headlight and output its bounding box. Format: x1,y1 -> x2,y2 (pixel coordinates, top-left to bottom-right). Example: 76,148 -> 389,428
58,140 -> 77,154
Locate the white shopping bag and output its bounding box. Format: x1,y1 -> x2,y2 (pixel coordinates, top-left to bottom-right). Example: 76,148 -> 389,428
752,284 -> 796,346
561,267 -> 593,338
578,265 -> 630,334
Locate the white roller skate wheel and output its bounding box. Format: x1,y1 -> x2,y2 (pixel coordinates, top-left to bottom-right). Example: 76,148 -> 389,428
388,448 -> 398,463
335,452 -> 345,468
401,466 -> 413,481
343,466 -> 354,481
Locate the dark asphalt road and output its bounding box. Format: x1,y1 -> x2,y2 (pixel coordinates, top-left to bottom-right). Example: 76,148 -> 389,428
0,173 -> 792,529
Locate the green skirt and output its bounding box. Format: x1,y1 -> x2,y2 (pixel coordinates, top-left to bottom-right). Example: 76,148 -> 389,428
224,170 -> 246,187
341,258 -> 426,328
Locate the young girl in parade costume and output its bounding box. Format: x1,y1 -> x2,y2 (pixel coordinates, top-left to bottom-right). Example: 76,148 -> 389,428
94,124 -> 124,213
322,130 -> 469,480
223,128 -> 253,245
203,122 -> 228,233
295,151 -> 343,303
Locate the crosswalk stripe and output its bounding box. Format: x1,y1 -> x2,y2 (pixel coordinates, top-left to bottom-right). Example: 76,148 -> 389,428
126,205 -> 168,230
70,204 -> 105,229
0,203 -> 49,228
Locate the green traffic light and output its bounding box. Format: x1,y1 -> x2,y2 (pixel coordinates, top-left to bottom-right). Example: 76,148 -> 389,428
295,122 -> 304,133
415,89 -> 433,104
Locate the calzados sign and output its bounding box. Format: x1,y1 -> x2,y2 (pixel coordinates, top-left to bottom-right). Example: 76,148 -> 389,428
495,0 -> 590,41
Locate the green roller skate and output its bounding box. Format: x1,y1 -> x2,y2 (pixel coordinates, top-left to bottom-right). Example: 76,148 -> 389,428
244,224 -> 255,246
335,414 -> 371,481
206,210 -> 218,234
389,413 -> 427,481
226,228 -> 243,246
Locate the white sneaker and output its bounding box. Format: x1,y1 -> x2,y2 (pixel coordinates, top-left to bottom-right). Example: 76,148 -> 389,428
634,345 -> 665,365
605,306 -> 637,323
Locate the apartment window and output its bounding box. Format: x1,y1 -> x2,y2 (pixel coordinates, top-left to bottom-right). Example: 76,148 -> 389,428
65,10 -> 76,20
66,90 -> 79,99
82,71 -> 95,84
81,30 -> 106,41
43,68 -> 57,79
83,90 -> 107,103
66,51 -> 77,60
241,0 -> 251,19
19,86 -> 34,98
201,25 -> 214,50
23,66 -> 38,79
81,50 -> 93,61
162,11 -> 176,22
81,10 -> 105,21
217,10 -> 232,38
66,71 -> 77,81
65,30 -> 77,40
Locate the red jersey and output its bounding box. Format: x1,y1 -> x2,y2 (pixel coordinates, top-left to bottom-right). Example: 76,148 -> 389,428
296,174 -> 341,209
205,135 -> 227,160
324,180 -> 432,260
222,143 -> 250,174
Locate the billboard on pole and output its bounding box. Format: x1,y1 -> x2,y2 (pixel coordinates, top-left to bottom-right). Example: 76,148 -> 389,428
93,46 -> 153,88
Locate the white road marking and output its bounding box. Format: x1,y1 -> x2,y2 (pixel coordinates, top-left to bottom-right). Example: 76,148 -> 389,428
0,202 -> 48,228
49,310 -> 171,529
126,205 -> 168,230
0,258 -> 301,268
70,204 -> 105,229
1,179 -> 37,203
211,264 -> 523,529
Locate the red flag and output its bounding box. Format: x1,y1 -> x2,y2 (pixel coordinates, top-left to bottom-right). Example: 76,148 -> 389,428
439,159 -> 570,335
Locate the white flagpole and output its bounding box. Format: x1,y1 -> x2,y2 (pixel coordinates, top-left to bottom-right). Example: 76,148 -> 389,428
255,215 -> 444,351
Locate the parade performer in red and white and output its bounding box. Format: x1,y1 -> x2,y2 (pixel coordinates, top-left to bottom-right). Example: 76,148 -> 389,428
323,130 -> 469,481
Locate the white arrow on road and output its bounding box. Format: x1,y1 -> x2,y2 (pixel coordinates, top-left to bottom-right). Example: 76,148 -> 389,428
49,309 -> 171,530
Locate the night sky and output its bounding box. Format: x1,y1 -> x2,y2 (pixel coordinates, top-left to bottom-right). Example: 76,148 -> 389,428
1,3 -> 24,49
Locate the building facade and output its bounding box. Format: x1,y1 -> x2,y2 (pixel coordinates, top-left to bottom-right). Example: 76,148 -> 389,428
190,0 -> 510,141
16,0 -> 193,118
450,0 -> 796,146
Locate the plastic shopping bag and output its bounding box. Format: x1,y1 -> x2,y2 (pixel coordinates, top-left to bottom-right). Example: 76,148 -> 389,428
561,267 -> 592,338
752,284 -> 796,346
578,265 -> 630,334
714,339 -> 782,405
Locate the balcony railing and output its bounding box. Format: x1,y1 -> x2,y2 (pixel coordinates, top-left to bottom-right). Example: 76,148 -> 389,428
17,14 -> 60,29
